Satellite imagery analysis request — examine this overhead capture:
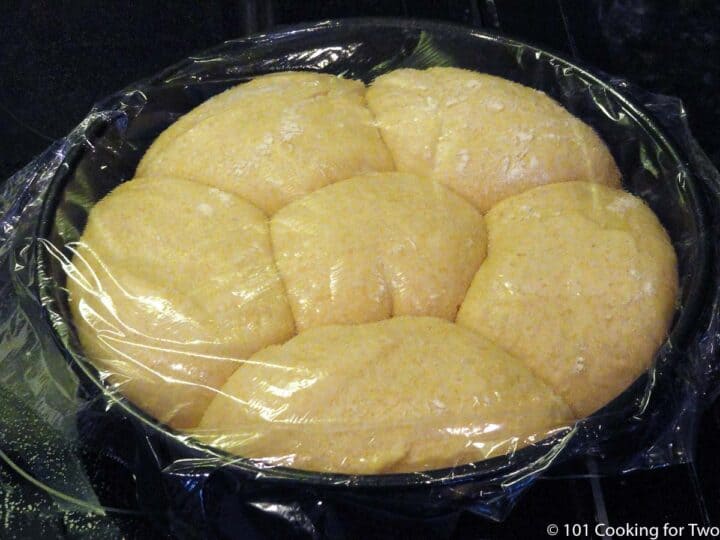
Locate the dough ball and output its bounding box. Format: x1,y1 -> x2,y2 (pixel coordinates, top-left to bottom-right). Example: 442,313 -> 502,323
457,181 -> 678,417
198,317 -> 572,474
67,177 -> 295,428
137,71 -> 394,215
271,172 -> 487,331
367,67 -> 621,212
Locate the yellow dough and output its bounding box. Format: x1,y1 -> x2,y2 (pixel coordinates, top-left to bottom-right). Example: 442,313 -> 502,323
66,68 -> 680,474
457,182 -> 678,417
66,176 -> 295,428
366,67 -> 621,212
137,71 -> 394,215
271,172 -> 487,331
198,317 -> 573,474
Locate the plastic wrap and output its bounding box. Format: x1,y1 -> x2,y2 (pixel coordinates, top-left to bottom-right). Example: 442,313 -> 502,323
2,19 -> 720,535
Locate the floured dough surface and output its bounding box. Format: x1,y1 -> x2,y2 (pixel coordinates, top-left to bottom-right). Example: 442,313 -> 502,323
367,67 -> 621,212
67,176 -> 295,428
198,317 -> 573,474
137,71 -> 394,215
65,68 -> 680,473
271,172 -> 487,331
457,182 -> 678,417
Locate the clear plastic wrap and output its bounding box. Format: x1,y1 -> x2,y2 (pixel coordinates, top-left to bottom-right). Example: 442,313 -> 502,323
1,19 -> 720,535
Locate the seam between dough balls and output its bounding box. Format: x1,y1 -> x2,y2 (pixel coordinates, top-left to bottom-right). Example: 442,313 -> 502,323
137,71 -> 395,215
367,67 -> 622,213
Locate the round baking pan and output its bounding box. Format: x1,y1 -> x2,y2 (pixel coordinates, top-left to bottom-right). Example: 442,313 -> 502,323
34,19 -> 712,508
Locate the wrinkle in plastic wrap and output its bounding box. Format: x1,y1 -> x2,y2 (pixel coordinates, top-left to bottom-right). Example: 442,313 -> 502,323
1,19 -> 720,536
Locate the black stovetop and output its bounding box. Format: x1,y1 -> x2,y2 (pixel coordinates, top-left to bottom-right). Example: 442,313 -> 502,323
1,2 -> 719,539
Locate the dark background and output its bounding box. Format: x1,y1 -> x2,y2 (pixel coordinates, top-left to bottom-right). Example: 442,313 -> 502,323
1,1 -> 719,538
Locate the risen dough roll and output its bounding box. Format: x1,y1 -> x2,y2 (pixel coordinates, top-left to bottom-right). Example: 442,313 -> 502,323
271,172 -> 487,331
367,67 -> 621,212
457,182 -> 678,417
67,177 -> 295,428
198,317 -> 573,474
137,71 -> 394,215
